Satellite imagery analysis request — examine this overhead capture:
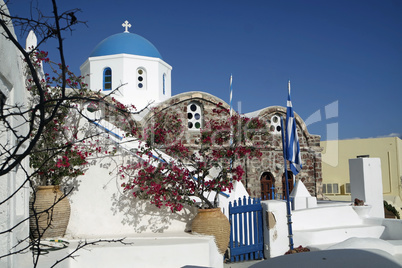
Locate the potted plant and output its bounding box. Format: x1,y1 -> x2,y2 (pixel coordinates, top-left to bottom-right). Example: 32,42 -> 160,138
27,51 -> 91,239
120,103 -> 268,253
29,131 -> 90,239
25,47 -> 134,239
384,201 -> 401,219
351,198 -> 372,218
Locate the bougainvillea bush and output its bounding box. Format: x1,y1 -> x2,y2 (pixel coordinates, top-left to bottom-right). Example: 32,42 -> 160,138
120,103 -> 269,212
27,50 -> 132,186
25,50 -> 269,211
26,50 -> 87,185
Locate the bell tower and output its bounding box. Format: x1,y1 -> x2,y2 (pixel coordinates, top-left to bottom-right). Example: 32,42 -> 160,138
80,21 -> 172,110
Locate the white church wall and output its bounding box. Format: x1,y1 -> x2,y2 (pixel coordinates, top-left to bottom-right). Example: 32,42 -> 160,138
121,54 -> 171,109
80,54 -> 172,110
79,58 -> 90,88
80,54 -> 123,92
64,150 -> 197,239
157,61 -> 172,101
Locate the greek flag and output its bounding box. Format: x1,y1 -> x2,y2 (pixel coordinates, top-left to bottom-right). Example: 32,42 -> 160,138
286,80 -> 302,175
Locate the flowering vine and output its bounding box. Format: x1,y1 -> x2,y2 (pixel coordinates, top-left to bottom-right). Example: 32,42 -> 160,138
120,102 -> 269,212
27,50 -> 128,186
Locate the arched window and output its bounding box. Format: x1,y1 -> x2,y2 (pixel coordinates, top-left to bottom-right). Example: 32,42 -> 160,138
260,172 -> 275,200
282,170 -> 294,197
137,68 -> 146,90
103,67 -> 112,91
187,102 -> 202,130
163,73 -> 166,95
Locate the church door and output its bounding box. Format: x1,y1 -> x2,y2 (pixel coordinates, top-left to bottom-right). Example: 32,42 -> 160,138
282,171 -> 294,198
260,172 -> 275,200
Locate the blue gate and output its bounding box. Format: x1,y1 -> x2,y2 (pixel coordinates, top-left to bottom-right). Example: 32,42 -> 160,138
228,197 -> 264,262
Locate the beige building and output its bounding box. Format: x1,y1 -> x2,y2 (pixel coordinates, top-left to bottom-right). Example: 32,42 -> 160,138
321,137 -> 402,213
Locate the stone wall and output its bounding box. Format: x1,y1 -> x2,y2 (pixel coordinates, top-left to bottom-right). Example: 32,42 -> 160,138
143,92 -> 323,200
247,107 -> 323,199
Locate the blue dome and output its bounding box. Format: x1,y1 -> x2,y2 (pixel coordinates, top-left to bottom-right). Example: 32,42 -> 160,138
89,32 -> 162,59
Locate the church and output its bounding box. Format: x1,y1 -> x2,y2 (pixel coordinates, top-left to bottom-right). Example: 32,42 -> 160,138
0,2 -> 324,264
79,20 -> 323,201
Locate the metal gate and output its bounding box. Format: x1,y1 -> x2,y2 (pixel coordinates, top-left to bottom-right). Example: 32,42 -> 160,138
228,196 -> 264,262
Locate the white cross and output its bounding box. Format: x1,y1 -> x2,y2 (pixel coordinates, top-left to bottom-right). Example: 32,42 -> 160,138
122,20 -> 131,33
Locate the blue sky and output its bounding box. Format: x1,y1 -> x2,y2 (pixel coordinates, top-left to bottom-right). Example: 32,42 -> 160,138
8,0 -> 402,140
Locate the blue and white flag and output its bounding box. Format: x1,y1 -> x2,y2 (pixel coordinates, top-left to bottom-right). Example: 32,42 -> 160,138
286,80 -> 302,175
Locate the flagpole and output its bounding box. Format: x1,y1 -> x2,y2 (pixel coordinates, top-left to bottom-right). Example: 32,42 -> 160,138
281,116 -> 294,251
282,79 -> 297,251
229,74 -> 233,117
229,74 -> 233,146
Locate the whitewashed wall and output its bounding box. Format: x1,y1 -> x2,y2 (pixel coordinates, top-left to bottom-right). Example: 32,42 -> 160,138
80,54 -> 172,110
0,1 -> 30,267
64,149 -> 198,239
349,158 -> 385,218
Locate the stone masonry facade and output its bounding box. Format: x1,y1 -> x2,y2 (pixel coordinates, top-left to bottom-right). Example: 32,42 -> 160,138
142,92 -> 323,200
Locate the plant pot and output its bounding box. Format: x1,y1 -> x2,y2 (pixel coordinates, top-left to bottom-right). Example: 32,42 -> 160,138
29,186 -> 71,239
352,205 -> 372,218
384,207 -> 397,219
191,207 -> 230,254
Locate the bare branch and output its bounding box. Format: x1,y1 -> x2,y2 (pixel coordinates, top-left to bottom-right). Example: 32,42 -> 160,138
47,238 -> 131,267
